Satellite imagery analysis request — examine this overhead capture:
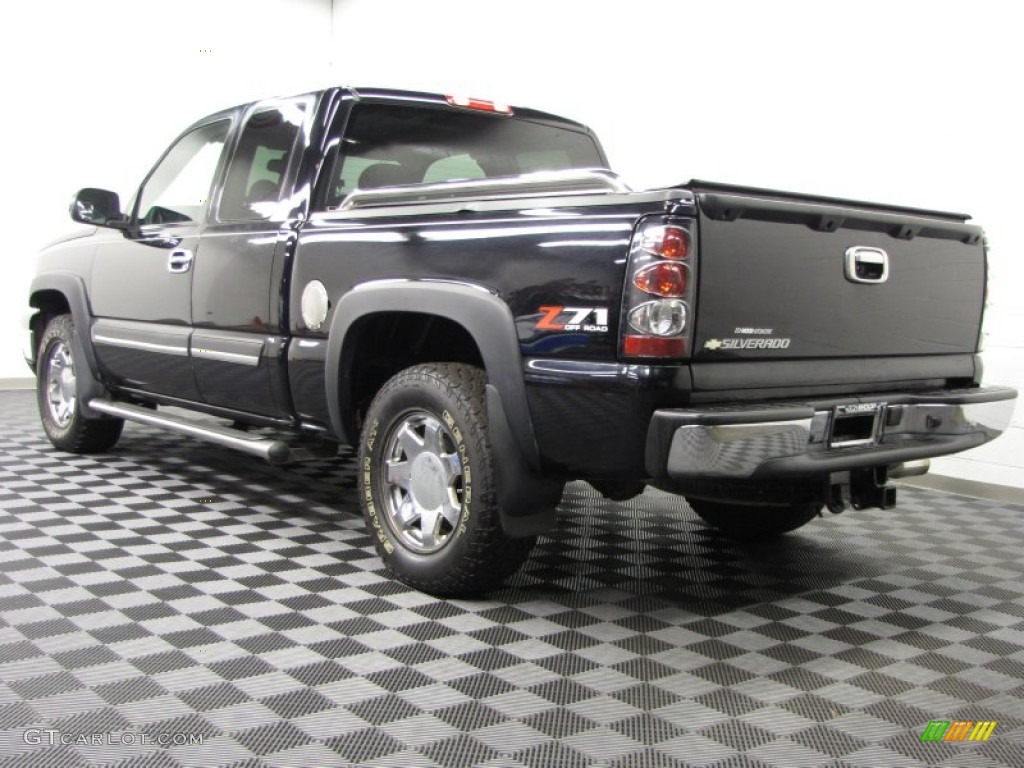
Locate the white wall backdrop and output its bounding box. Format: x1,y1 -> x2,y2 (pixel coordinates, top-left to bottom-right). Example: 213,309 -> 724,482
3,0 -> 1019,488
1,0 -> 333,378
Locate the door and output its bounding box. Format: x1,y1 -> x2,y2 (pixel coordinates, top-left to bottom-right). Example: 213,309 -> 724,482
90,118 -> 231,400
191,98 -> 313,417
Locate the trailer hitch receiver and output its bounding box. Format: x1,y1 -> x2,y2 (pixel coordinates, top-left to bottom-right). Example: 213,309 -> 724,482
827,467 -> 897,513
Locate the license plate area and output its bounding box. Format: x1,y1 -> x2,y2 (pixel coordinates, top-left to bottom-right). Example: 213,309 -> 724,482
828,402 -> 885,448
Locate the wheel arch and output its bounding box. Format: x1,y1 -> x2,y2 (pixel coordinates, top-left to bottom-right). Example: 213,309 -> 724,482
338,312 -> 484,434
326,280 -> 537,467
325,280 -> 559,536
29,272 -> 108,414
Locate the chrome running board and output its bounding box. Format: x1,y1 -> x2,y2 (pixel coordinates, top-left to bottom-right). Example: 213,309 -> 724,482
88,399 -> 303,464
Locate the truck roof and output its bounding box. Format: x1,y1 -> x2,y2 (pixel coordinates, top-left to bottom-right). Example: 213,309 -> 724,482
347,86 -> 595,133
188,86 -> 596,137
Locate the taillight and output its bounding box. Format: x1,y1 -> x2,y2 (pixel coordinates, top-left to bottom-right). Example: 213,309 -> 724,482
641,225 -> 689,259
633,262 -> 687,297
445,95 -> 513,115
620,216 -> 696,360
628,299 -> 687,335
623,336 -> 686,357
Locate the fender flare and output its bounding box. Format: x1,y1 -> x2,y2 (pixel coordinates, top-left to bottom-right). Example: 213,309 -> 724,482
325,279 -> 558,536
29,272 -> 109,416
326,280 -> 537,466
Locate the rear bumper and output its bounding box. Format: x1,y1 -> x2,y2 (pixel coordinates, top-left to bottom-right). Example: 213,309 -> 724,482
646,386 -> 1017,480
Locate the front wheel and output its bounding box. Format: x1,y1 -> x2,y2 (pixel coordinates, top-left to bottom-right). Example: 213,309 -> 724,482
687,497 -> 822,540
358,363 -> 535,596
36,314 -> 123,453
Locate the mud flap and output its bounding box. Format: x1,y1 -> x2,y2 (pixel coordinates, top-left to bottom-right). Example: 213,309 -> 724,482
70,324 -> 110,420
485,385 -> 561,537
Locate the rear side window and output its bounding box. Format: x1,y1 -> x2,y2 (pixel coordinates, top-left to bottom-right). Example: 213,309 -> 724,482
218,101 -> 307,221
322,104 -> 605,208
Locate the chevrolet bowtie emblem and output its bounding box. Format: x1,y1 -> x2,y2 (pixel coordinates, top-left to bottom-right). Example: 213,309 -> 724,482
704,339 -> 723,350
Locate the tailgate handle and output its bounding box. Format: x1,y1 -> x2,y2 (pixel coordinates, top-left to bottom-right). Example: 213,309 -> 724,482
845,246 -> 888,284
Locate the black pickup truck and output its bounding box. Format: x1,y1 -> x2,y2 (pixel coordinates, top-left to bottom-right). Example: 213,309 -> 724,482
25,86 -> 1016,596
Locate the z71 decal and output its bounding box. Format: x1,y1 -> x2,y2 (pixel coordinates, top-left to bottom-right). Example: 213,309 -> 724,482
535,306 -> 609,333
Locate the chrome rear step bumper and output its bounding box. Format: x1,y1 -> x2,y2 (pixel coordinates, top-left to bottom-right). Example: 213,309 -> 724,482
647,386 -> 1017,480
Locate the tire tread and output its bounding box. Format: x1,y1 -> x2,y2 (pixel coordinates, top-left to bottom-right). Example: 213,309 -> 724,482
687,497 -> 821,540
360,363 -> 534,596
36,314 -> 123,453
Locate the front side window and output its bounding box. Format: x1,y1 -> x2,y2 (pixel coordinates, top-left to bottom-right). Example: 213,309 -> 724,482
137,120 -> 229,226
322,104 -> 606,209
218,101 -> 307,221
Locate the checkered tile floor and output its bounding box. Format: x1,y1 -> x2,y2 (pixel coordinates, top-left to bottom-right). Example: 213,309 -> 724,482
1,390 -> 1023,768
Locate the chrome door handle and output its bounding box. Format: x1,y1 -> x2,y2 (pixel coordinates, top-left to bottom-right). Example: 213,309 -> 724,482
167,249 -> 194,273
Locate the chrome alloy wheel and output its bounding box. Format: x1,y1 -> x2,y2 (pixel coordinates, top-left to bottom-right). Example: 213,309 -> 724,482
381,411 -> 465,554
44,340 -> 77,428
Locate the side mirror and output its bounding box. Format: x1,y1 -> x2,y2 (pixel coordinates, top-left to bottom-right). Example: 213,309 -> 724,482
70,188 -> 129,229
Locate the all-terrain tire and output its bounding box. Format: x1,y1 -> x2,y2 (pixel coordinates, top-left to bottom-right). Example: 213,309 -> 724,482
36,314 -> 123,453
358,363 -> 535,596
687,497 -> 822,540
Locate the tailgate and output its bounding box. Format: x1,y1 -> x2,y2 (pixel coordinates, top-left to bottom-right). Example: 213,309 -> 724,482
690,182 -> 985,367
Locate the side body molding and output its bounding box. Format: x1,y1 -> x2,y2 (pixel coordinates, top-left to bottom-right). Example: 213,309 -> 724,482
325,279 -> 558,536
28,272 -> 109,417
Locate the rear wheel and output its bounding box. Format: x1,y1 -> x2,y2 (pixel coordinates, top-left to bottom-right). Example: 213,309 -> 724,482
36,314 -> 123,453
687,497 -> 821,540
358,363 -> 536,596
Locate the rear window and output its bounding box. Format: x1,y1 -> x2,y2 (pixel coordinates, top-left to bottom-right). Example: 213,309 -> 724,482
322,103 -> 605,209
